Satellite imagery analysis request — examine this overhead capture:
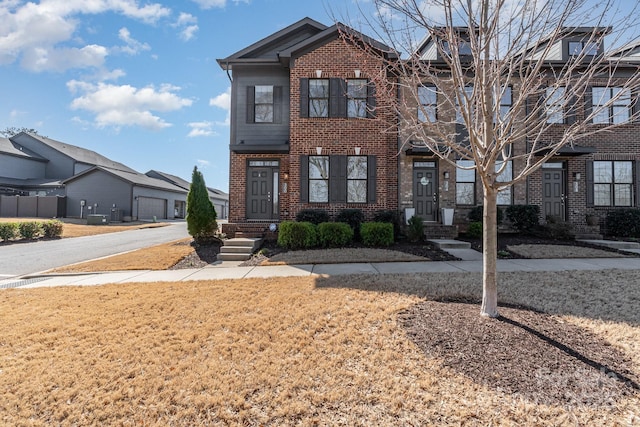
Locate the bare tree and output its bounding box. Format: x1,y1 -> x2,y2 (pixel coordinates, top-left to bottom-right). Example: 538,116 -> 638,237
0,127 -> 41,137
344,0 -> 640,317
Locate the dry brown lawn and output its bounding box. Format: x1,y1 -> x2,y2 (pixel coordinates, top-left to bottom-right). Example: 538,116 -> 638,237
508,244 -> 626,259
262,247 -> 427,265
1,270 -> 638,425
47,239 -> 194,273
0,217 -> 168,238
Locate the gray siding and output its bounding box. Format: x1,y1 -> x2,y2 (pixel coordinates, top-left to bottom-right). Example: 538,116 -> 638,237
232,65 -> 290,147
11,134 -> 75,179
65,170 -> 133,218
0,153 -> 46,179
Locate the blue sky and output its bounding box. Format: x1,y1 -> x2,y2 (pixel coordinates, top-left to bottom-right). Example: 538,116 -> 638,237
0,0 -> 376,192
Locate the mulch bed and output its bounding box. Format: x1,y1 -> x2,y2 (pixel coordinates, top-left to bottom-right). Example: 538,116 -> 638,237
169,240 -> 221,269
399,299 -> 639,408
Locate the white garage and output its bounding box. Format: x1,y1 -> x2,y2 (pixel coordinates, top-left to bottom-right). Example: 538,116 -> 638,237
137,196 -> 167,220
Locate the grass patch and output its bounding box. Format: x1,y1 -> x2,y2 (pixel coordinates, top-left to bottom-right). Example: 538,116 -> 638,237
47,239 -> 194,273
0,217 -> 168,239
0,270 -> 638,425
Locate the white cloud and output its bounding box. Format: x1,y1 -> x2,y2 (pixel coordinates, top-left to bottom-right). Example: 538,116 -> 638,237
0,0 -> 170,71
114,27 -> 151,55
197,159 -> 210,167
191,0 -> 249,10
67,80 -> 193,130
173,13 -> 199,41
187,121 -> 217,137
180,25 -> 199,41
210,87 -> 231,126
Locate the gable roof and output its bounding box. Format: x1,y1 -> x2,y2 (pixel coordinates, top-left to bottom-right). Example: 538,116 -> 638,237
0,137 -> 47,162
64,166 -> 187,193
145,169 -> 191,190
217,17 -> 327,70
12,132 -> 137,173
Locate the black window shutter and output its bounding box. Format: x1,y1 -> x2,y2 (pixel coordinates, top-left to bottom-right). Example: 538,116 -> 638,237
330,155 -> 347,203
273,86 -> 283,124
635,161 -> 640,207
246,86 -> 255,124
367,82 -> 377,119
566,86 -> 577,125
299,79 -> 309,118
330,78 -> 346,118
300,155 -> 309,203
584,86 -> 593,123
367,155 -> 377,203
586,160 -> 594,206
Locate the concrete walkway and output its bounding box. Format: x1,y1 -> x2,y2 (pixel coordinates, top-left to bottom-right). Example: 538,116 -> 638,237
2,255 -> 640,290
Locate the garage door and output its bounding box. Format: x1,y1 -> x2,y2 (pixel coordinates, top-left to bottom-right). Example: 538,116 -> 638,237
137,196 -> 167,219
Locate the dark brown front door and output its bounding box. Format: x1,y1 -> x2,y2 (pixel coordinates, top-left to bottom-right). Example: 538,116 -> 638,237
542,167 -> 565,220
247,165 -> 279,220
413,162 -> 438,221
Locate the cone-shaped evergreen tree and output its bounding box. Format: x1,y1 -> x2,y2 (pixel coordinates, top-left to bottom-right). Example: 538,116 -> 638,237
186,166 -> 217,243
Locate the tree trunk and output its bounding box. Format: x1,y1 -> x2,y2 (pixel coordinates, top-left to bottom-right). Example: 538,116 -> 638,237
480,187 -> 499,318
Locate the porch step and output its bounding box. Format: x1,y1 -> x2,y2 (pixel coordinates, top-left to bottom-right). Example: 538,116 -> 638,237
428,239 -> 471,250
423,223 -> 458,239
577,239 -> 640,250
217,238 -> 263,262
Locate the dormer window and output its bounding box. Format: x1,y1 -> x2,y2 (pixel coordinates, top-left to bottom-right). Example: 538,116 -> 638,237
568,41 -> 598,56
442,41 -> 472,56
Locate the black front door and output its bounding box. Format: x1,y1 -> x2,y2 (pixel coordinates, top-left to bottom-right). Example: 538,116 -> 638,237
247,164 -> 279,220
413,162 -> 438,221
542,167 -> 565,220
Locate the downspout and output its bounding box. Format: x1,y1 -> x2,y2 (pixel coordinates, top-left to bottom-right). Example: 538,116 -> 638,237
225,61 -> 232,82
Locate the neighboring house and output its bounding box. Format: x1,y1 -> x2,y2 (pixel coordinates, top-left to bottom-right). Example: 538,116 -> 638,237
218,18 -> 640,237
217,17 -> 399,235
0,132 -> 224,221
146,170 -> 229,219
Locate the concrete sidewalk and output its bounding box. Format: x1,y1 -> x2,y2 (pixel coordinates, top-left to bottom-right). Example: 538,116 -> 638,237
2,256 -> 640,290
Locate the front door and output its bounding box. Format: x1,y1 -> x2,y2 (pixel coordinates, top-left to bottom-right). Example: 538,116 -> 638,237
542,166 -> 566,221
413,161 -> 438,221
247,161 -> 279,220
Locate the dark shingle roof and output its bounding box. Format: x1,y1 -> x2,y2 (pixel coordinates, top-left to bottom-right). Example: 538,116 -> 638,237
0,137 -> 47,161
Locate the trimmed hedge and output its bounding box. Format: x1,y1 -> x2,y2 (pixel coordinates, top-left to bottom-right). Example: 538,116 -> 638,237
468,205 -> 504,224
505,205 -> 540,232
606,208 -> 640,237
373,209 -> 401,239
335,209 -> 365,240
295,209 -> 330,225
42,220 -> 64,238
18,221 -> 42,239
361,222 -> 394,247
317,222 -> 353,247
407,215 -> 424,242
277,221 -> 317,250
467,221 -> 483,238
0,223 -> 19,241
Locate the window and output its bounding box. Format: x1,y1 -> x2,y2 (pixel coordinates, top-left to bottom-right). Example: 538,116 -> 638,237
456,86 -> 474,123
568,41 -> 598,56
418,85 -> 437,123
442,41 -> 472,56
254,85 -> 273,122
546,86 -> 566,124
592,87 -> 631,124
593,161 -> 633,206
347,79 -> 368,118
347,156 -> 367,202
456,160 -> 476,205
309,156 -> 329,203
496,160 -> 513,205
497,86 -> 512,122
309,79 -> 330,118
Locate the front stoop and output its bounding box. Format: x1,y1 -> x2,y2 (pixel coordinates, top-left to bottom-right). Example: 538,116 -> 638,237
423,223 -> 459,239
217,238 -> 263,262
427,239 -> 471,250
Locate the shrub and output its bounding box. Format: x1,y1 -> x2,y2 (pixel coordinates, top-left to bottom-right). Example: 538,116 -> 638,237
536,217 -> 574,240
468,205 -> 504,224
0,222 -> 18,241
277,221 -> 317,250
18,221 -> 42,239
467,221 -> 483,238
605,208 -> 640,238
317,222 -> 353,247
407,215 -> 424,242
335,209 -> 365,240
505,205 -> 540,232
187,166 -> 218,244
295,209 -> 330,225
361,222 -> 394,247
373,209 -> 401,240
42,220 -> 64,238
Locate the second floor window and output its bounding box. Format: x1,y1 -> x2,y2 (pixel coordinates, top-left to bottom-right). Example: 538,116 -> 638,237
309,79 -> 330,118
456,86 -> 474,124
254,85 -> 273,123
546,86 -> 566,124
497,86 -> 512,122
347,79 -> 368,118
568,41 -> 598,56
418,85 -> 437,123
592,87 -> 631,124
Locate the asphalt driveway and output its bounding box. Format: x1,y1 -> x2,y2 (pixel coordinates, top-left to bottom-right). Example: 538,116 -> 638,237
0,221 -> 189,279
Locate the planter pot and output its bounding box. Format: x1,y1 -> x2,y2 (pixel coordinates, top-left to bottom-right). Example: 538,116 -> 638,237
441,208 -> 454,226
404,207 -> 416,225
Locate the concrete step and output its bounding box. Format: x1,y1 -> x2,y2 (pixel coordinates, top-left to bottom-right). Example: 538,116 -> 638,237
217,238 -> 262,262
577,239 -> 640,250
217,253 -> 254,262
220,246 -> 256,254
223,237 -> 262,248
427,239 -> 471,249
